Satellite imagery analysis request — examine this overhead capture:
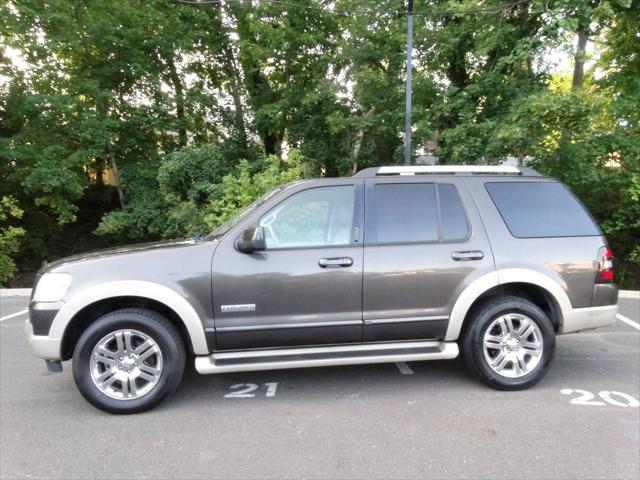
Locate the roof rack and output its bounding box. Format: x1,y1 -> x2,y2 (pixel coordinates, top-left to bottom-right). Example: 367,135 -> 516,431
353,165 -> 542,177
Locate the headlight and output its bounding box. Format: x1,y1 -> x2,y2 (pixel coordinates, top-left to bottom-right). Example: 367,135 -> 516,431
33,273 -> 72,302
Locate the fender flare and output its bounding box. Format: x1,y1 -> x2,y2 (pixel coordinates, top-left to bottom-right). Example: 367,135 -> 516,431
444,268 -> 572,341
49,280 -> 209,355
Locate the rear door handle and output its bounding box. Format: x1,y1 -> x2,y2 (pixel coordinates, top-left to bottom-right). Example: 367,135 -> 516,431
319,257 -> 354,268
451,250 -> 484,261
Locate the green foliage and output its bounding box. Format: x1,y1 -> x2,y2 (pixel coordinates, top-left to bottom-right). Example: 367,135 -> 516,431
1,0 -> 639,287
0,197 -> 26,286
204,150 -> 305,230
95,180 -> 167,240
490,74 -> 640,285
159,143 -> 232,206
97,147 -> 304,239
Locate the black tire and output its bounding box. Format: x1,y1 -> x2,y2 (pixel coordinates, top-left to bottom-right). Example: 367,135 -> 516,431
461,296 -> 555,390
72,308 -> 186,414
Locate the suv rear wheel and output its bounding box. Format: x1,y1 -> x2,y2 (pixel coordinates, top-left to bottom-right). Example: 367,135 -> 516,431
72,309 -> 186,414
461,296 -> 555,390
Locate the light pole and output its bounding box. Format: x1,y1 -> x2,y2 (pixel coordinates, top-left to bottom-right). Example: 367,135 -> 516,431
404,0 -> 414,166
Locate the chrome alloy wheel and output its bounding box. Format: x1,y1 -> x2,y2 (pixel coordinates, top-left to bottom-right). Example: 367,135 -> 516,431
90,329 -> 163,400
482,313 -> 543,378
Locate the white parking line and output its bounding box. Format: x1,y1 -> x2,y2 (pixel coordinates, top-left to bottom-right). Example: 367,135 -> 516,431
616,313 -> 640,331
0,309 -> 28,322
395,362 -> 414,375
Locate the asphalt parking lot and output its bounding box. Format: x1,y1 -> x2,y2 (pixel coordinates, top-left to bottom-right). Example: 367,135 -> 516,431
1,293 -> 638,480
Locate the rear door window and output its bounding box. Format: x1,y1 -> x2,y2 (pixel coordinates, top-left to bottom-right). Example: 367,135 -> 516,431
366,183 -> 469,244
373,183 -> 439,243
485,182 -> 600,238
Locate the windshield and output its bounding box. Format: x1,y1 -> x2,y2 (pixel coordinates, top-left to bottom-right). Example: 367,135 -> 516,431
206,185 -> 286,239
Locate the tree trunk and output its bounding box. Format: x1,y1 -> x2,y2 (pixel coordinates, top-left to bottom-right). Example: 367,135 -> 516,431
233,6 -> 282,156
106,135 -> 125,209
572,29 -> 589,90
211,1 -> 247,150
444,17 -> 471,90
165,55 -> 187,147
351,108 -> 375,174
263,131 -> 283,157
94,158 -> 105,187
221,43 -> 248,149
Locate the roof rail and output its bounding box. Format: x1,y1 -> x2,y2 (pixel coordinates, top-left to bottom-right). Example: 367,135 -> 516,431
353,165 -> 542,177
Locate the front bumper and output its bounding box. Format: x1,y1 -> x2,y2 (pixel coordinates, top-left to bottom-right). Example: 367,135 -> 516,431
560,304 -> 618,334
25,318 -> 62,360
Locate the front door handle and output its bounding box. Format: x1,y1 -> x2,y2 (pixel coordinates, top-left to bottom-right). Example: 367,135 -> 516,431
319,257 -> 354,268
451,250 -> 484,261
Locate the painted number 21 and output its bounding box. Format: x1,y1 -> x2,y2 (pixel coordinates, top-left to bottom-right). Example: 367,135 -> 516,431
225,383 -> 278,398
560,389 -> 639,407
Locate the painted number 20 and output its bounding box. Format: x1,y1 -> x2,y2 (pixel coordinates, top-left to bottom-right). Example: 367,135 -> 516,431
225,383 -> 278,398
560,389 -> 639,407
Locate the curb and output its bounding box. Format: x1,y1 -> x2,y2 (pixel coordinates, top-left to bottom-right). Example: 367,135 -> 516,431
0,288 -> 32,298
619,290 -> 640,299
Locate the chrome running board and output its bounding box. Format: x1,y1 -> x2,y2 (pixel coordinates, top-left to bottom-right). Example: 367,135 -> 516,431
194,341 -> 459,374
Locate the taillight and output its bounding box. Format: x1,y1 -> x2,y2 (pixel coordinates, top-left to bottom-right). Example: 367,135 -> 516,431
596,247 -> 614,283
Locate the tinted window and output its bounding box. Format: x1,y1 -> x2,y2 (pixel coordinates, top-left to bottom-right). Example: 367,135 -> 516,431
486,182 -> 600,238
439,184 -> 469,240
373,183 -> 438,243
260,185 -> 354,248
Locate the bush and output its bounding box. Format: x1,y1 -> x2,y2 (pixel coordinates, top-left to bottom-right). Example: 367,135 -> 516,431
96,145 -> 306,241
204,150 -> 305,230
0,196 -> 26,286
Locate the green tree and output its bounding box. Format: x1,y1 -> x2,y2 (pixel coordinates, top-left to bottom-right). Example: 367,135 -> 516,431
0,196 -> 25,286
1,0 -> 639,287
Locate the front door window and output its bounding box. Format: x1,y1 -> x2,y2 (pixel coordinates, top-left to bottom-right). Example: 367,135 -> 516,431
260,185 -> 355,249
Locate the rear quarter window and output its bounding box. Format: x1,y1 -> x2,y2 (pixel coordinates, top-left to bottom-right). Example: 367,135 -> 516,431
485,182 -> 600,238
439,183 -> 469,241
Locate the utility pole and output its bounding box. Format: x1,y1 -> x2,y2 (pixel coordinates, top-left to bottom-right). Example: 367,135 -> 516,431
404,0 -> 414,166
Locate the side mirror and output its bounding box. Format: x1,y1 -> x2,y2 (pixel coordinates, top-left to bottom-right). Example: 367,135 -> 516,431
236,226 -> 266,253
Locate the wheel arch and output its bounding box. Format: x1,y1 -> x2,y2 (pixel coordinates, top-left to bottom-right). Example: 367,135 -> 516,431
445,269 -> 571,341
61,297 -> 192,361
51,281 -> 209,360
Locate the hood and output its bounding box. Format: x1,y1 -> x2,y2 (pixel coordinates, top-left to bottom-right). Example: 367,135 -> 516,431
41,238 -> 207,273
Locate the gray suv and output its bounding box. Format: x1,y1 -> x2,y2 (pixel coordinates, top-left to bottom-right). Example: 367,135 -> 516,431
26,165 -> 618,413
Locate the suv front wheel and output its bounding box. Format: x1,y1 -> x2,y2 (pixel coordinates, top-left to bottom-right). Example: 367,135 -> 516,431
461,296 -> 555,390
72,309 -> 186,414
